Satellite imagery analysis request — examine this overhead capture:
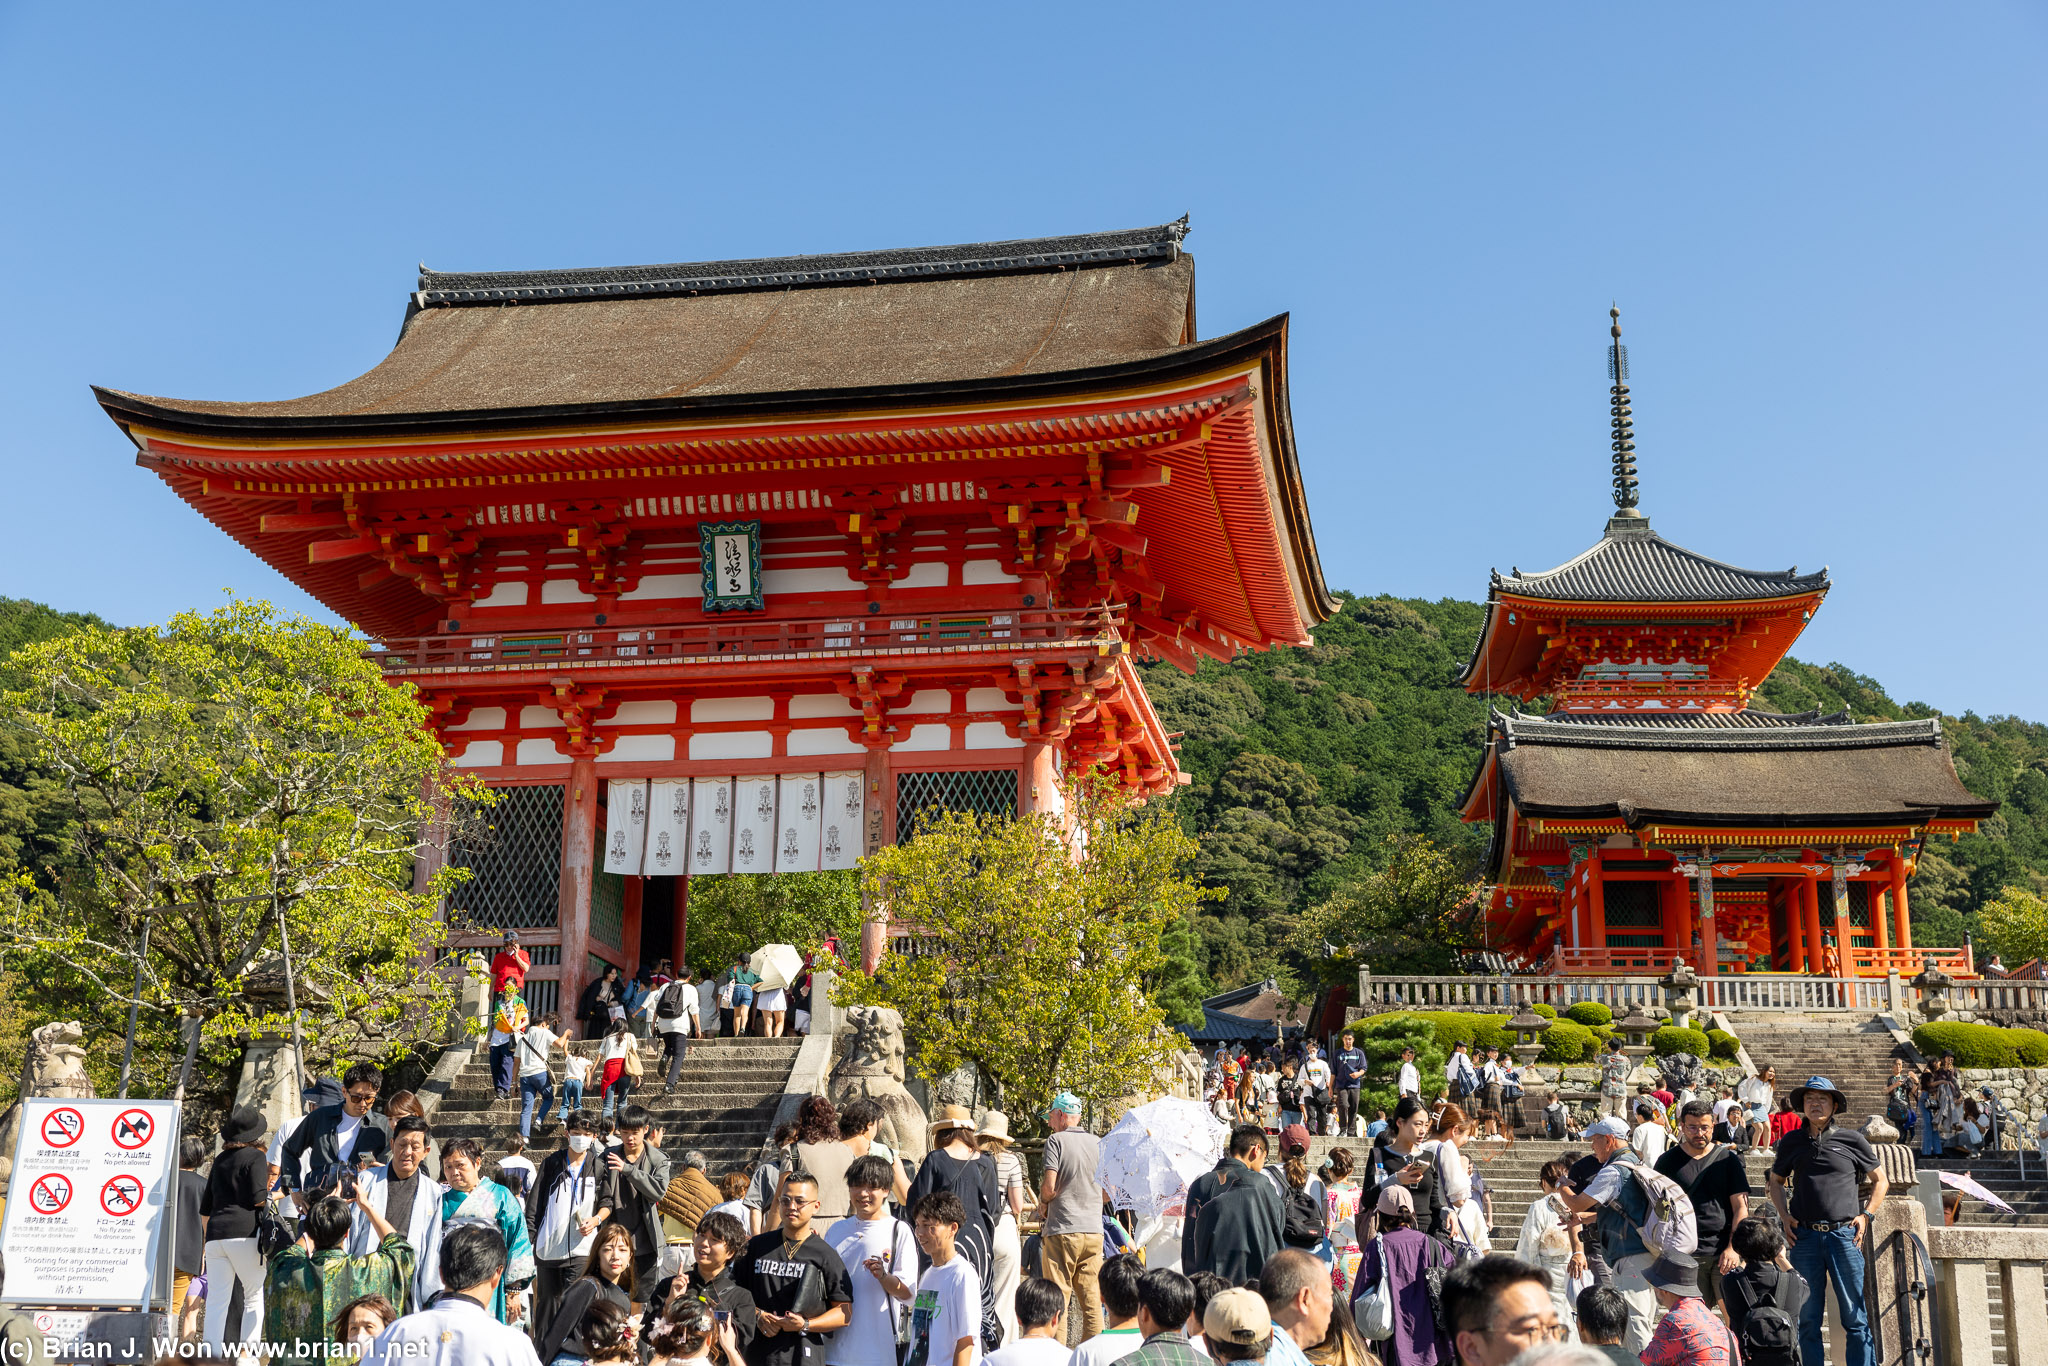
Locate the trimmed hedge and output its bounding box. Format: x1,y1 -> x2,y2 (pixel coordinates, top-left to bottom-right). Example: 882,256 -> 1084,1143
1541,1017 -> 1598,1063
1531,1003 -> 1558,1020
1565,1002 -> 1613,1027
1705,1028 -> 1742,1061
1915,1021 -> 2048,1068
1652,1025 -> 1709,1058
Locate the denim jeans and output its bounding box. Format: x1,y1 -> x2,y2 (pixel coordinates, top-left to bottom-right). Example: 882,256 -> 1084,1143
1920,1103 -> 1941,1155
1788,1224 -> 1871,1366
519,1073 -> 555,1137
490,1042 -> 517,1095
556,1077 -> 585,1118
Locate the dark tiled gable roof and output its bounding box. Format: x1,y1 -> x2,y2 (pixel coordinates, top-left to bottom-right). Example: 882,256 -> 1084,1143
1491,521 -> 1830,603
1489,708 -> 1996,824
414,219 -> 1190,306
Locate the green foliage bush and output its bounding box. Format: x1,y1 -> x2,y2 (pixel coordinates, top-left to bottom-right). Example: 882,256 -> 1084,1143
1705,1028 -> 1742,1061
1911,1021 -> 2048,1068
1652,1025 -> 1709,1058
1540,1017 -> 1597,1063
1530,1003 -> 1557,1020
1565,1002 -> 1612,1027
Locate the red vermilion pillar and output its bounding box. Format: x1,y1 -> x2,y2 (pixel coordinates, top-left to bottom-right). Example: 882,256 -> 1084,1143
622,877 -> 644,971
1891,852 -> 1913,952
1586,851 -> 1606,964
558,755 -> 600,1016
1801,874 -> 1824,975
672,874 -> 690,973
1019,740 -> 1060,817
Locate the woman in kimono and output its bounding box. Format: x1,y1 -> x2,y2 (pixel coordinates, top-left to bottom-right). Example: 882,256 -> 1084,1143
1511,1157 -> 1578,1341
440,1137 -> 536,1325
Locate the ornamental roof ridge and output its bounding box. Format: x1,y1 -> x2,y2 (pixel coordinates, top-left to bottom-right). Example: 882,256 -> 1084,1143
415,218 -> 1191,307
1485,525 -> 1831,605
1494,708 -> 1942,753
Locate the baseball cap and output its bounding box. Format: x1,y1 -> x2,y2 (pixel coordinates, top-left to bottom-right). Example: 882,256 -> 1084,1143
1583,1116 -> 1631,1140
1203,1288 -> 1272,1346
1280,1123 -> 1312,1155
1376,1185 -> 1415,1216
1046,1092 -> 1084,1117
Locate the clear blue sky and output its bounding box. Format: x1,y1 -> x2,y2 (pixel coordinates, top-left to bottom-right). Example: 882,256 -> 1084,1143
3,4 -> 2042,717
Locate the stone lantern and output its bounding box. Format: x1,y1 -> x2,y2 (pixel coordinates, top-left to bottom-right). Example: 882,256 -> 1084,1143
1616,1002 -> 1659,1064
1506,1006 -> 1552,1070
1661,958 -> 1701,1030
1912,958 -> 1955,1021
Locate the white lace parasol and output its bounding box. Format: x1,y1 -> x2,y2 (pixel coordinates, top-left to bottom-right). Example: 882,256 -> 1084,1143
1095,1097 -> 1232,1220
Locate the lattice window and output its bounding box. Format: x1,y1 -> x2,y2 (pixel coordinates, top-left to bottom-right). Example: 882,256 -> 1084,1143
590,871 -> 625,950
896,769 -> 1018,836
1606,934 -> 1665,948
447,785 -> 564,931
1603,881 -> 1662,929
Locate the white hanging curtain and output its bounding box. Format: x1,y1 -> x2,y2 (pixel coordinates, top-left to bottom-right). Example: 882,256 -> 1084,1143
644,779 -> 691,877
820,770 -> 864,870
730,775 -> 779,874
775,773 -> 824,873
602,779 -> 650,876
688,776 -> 734,875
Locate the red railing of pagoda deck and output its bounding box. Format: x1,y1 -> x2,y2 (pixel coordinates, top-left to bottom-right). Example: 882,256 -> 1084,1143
1554,678 -> 1749,708
365,608 -> 1125,675
1848,944 -> 1973,978
1548,943 -> 1975,979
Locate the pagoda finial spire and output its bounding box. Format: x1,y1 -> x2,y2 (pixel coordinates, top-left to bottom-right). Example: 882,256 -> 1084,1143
1606,304 -> 1646,531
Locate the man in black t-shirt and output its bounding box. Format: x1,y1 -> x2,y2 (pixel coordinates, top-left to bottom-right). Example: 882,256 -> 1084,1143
1769,1077 -> 1886,1366
1564,1150 -> 1606,1283
1655,1100 -> 1751,1309
736,1174 -> 853,1366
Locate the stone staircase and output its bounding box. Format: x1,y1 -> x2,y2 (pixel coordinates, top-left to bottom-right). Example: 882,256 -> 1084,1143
1723,1014 -> 1906,1120
432,1035 -> 802,1180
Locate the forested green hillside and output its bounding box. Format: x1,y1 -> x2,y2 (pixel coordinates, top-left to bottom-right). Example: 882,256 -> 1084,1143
1142,592 -> 2048,993
3,594 -> 2043,996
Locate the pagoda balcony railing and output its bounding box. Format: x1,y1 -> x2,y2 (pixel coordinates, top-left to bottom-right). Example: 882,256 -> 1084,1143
1850,945 -> 1973,978
1357,969 -> 1895,1014
366,608 -> 1123,676
1554,677 -> 1748,707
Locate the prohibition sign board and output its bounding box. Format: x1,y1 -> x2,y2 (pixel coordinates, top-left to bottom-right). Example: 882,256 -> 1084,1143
111,1109 -> 154,1150
28,1172 -> 72,1214
100,1173 -> 145,1217
40,1106 -> 83,1148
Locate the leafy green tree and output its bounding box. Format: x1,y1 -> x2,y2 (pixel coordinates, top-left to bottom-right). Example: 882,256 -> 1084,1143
838,777 -> 1217,1125
1979,886 -> 2048,967
1352,1012 -> 1443,1117
683,870 -> 863,981
0,598 -> 488,1098
1294,834 -> 1483,979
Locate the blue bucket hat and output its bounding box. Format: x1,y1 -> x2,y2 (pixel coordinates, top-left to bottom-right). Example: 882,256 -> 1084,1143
1788,1076 -> 1850,1113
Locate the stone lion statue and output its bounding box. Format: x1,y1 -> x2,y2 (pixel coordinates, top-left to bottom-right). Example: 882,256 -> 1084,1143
0,1021 -> 98,1193
829,1005 -> 930,1162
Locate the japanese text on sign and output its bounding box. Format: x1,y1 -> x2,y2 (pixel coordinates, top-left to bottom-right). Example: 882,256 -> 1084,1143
1,1098 -> 178,1309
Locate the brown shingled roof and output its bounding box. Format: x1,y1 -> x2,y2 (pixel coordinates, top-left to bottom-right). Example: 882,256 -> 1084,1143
1494,713 -> 1997,826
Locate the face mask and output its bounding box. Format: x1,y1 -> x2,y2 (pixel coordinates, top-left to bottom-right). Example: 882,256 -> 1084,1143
569,1135 -> 593,1153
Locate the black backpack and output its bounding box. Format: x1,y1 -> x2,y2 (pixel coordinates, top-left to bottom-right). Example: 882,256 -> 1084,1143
655,981 -> 691,1020
1282,1183 -> 1326,1248
1735,1265 -> 1799,1366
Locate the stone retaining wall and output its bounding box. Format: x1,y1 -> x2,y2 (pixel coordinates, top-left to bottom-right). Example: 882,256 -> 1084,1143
1960,1065 -> 2048,1135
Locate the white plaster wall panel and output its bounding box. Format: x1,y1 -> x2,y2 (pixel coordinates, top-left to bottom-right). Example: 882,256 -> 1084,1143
789,693 -> 860,719
688,731 -> 774,760
516,738 -> 566,765
451,741 -> 503,768
692,696 -> 775,723
447,707 -> 507,732
689,777 -> 733,875
820,771 -> 864,870
472,582 -> 529,608
603,779 -> 649,876
962,722 -> 1024,750
964,688 -> 1022,712
597,735 -> 675,762
541,580 -> 598,604
621,574 -> 701,601
775,773 -> 824,873
731,775 -> 779,874
895,724 -> 953,752
787,728 -> 865,756
644,779 -> 691,876
961,560 -> 1021,585
889,562 -> 948,589
762,566 -> 863,595
519,706 -> 567,730
604,701 -> 678,726
900,690 -> 952,714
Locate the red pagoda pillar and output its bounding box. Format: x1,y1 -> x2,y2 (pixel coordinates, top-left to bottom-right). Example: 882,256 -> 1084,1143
559,756 -> 600,1009
1801,874 -> 1824,975
1891,853 -> 1913,952
1587,852 -> 1607,962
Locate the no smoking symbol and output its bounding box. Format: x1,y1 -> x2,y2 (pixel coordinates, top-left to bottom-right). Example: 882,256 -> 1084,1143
40,1107 -> 83,1148
100,1174 -> 144,1217
112,1109 -> 154,1150
28,1173 -> 72,1214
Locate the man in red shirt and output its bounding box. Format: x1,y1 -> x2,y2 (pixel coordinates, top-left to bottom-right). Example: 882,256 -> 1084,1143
491,931 -> 531,998
1639,1252 -> 1739,1366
